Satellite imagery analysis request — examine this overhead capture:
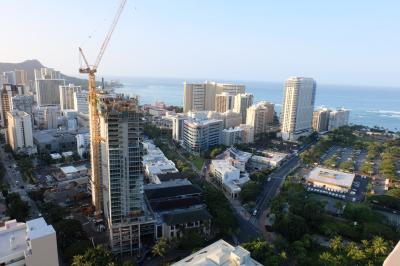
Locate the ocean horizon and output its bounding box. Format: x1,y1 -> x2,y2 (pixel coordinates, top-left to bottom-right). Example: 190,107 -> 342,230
112,77 -> 400,132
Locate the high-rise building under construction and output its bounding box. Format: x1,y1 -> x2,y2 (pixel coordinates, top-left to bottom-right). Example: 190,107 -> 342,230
97,95 -> 154,254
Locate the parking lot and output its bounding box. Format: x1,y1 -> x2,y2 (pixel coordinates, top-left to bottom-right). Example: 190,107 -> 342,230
321,146 -> 371,174
306,175 -> 368,202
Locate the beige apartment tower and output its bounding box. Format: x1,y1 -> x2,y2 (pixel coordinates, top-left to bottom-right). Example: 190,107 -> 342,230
246,101 -> 275,135
59,84 -> 82,110
183,81 -> 245,113
281,77 -> 316,141
312,108 -> 331,132
233,93 -> 253,123
7,110 -> 36,154
215,92 -> 235,113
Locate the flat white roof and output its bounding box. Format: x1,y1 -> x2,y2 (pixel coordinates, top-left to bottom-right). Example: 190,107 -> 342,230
212,160 -> 239,173
0,220 -> 26,262
172,239 -> 262,266
50,153 -> 62,159
60,166 -> 78,174
307,167 -> 355,188
26,218 -> 55,240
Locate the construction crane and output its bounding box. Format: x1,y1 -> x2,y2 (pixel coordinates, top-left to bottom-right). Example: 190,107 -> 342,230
79,0 -> 127,217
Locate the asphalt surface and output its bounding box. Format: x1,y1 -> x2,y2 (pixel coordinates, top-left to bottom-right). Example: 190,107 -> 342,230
0,146 -> 40,218
249,155 -> 301,225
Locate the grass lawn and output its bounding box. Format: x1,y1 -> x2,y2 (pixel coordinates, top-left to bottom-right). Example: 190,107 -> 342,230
190,157 -> 205,170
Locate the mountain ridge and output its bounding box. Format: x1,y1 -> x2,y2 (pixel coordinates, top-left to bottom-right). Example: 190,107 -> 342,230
0,59 -> 88,87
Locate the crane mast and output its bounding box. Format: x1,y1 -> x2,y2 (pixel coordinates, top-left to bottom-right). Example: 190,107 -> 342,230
79,0 -> 127,217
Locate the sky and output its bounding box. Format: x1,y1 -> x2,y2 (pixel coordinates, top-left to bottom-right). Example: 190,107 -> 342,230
1,0 -> 400,87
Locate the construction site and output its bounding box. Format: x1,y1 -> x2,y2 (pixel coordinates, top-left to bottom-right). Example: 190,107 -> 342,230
78,0 -> 156,256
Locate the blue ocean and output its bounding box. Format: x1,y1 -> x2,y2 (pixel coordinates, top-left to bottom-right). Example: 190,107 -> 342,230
114,77 -> 400,132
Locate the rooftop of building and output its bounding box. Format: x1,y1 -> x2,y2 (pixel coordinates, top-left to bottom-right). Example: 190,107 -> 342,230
26,218 -> 55,240
162,207 -> 212,226
307,167 -> 355,188
0,220 -> 26,261
185,118 -> 223,127
33,129 -> 89,143
145,180 -> 202,201
228,147 -> 252,162
149,196 -> 204,213
156,172 -> 190,182
223,127 -> 243,133
60,164 -> 87,175
211,160 -> 240,173
172,239 -> 262,266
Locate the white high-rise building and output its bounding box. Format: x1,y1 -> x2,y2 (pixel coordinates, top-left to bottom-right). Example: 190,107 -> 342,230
59,84 -> 82,110
328,109 -> 350,131
73,90 -> 89,115
246,101 -> 275,135
34,68 -> 65,106
183,118 -> 224,154
97,95 -> 154,254
3,71 -> 16,85
0,218 -> 59,266
233,93 -> 254,123
35,105 -> 59,129
170,113 -> 188,141
183,81 -> 245,113
76,132 -> 90,158
281,77 -> 316,141
0,84 -> 21,127
7,110 -> 36,154
215,92 -> 235,113
222,127 -> 243,146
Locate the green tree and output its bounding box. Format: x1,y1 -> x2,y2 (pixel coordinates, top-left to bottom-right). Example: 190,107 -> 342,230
239,181 -> 261,203
152,238 -> 168,263
54,219 -> 89,250
71,245 -> 114,266
5,193 -> 29,221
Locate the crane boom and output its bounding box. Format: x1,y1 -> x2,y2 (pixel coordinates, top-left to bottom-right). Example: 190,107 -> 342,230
79,0 -> 127,217
94,0 -> 127,70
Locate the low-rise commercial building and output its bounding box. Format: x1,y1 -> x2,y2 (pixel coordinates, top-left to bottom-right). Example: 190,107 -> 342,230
0,218 -> 59,266
211,160 -> 250,199
33,129 -> 87,153
249,151 -> 288,170
306,167 -> 355,192
172,239 -> 262,266
142,141 -> 178,183
145,179 -> 212,240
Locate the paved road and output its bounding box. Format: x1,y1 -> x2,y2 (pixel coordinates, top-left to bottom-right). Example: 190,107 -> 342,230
248,141 -> 317,226
0,146 -> 40,218
249,155 -> 301,225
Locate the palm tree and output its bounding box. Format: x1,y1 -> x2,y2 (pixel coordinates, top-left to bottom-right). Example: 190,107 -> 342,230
329,236 -> 343,252
152,238 -> 168,263
370,236 -> 388,256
